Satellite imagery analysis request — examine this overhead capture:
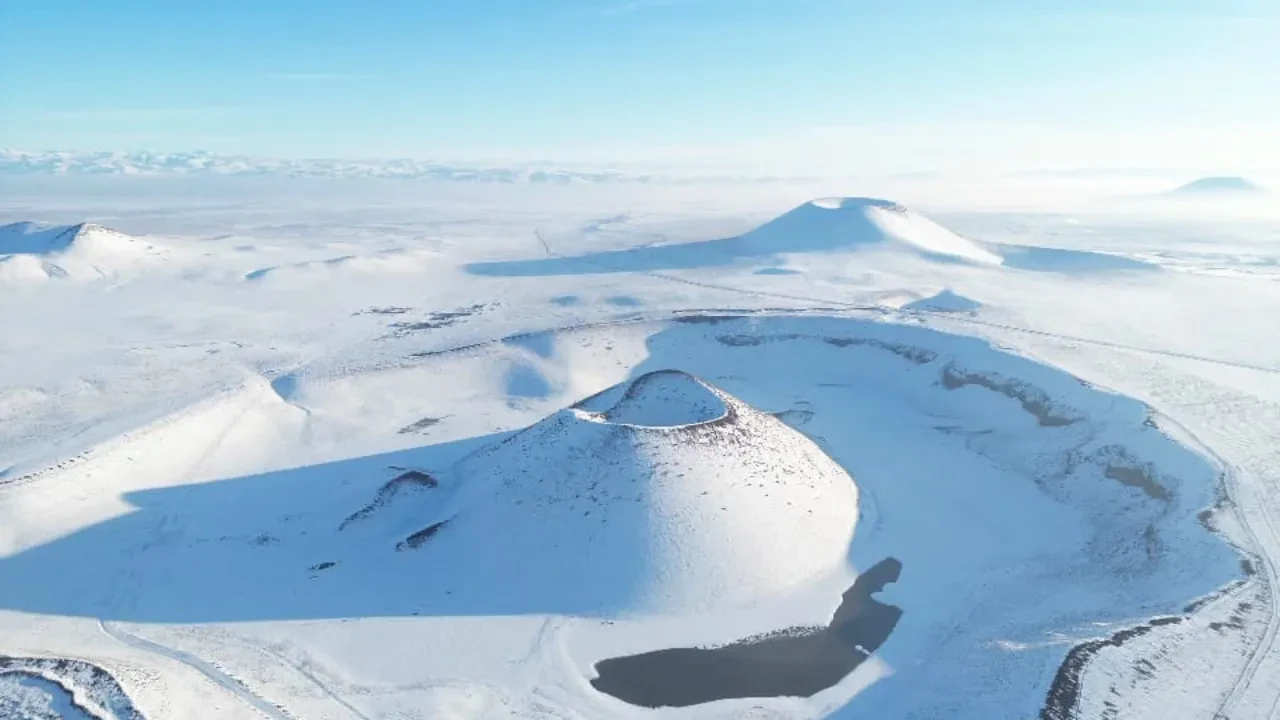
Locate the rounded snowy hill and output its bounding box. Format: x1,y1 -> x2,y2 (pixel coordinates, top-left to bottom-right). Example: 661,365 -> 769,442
0,221 -> 164,282
420,370 -> 858,615
465,195 -> 1010,278
1167,176 -> 1267,196
738,197 -> 1003,265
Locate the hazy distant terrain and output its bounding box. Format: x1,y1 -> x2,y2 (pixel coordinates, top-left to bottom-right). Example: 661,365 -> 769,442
2,177 -> 1279,719
1168,176 -> 1268,196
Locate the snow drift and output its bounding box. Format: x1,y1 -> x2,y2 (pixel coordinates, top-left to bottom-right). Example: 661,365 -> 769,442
738,197 -> 1004,265
0,222 -> 163,282
421,370 -> 858,615
244,249 -> 440,283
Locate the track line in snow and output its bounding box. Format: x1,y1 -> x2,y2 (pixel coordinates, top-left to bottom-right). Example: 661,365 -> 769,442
248,642 -> 372,720
924,312 -> 1280,377
97,620 -> 294,720
962,331 -> 1280,719
1158,419 -> 1280,720
93,402 -> 305,720
1082,367 -> 1280,719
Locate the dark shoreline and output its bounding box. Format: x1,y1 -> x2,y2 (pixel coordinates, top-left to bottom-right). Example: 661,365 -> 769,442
0,655 -> 144,720
1039,615 -> 1185,720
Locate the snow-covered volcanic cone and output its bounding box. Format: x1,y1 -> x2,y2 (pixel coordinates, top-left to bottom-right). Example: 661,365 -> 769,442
427,370 -> 859,615
739,197 -> 1003,265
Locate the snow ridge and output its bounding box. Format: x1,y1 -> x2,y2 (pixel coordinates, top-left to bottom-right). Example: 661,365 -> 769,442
0,149 -> 683,184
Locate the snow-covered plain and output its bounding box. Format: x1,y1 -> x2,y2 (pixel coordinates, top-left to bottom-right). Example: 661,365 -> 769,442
1,175 -> 1279,719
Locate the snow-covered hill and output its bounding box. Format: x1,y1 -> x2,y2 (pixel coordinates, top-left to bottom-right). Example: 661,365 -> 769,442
1167,176 -> 1267,196
0,222 -> 165,282
467,196 -> 1009,278
433,370 -> 857,614
739,197 -> 1003,265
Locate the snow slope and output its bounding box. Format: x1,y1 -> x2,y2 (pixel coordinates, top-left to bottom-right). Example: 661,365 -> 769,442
0,221 -> 165,282
1,181 -> 1278,719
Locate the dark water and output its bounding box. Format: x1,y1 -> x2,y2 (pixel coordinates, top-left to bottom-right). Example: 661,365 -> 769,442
591,558 -> 903,708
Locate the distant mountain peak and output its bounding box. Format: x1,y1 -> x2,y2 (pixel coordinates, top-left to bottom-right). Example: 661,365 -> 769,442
0,149 -> 683,184
1168,176 -> 1267,196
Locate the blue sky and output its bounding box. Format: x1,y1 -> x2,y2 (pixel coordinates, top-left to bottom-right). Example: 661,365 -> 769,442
1,0 -> 1277,172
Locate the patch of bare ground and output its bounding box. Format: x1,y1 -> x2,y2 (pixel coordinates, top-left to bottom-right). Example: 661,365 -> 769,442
1209,599 -> 1254,634
1095,446 -> 1172,501
940,365 -> 1079,426
670,314 -> 745,325
715,333 -> 937,363
396,520 -> 448,551
397,416 -> 442,434
772,408 -> 815,427
339,469 -> 438,530
354,306 -> 411,316
384,303 -> 491,337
